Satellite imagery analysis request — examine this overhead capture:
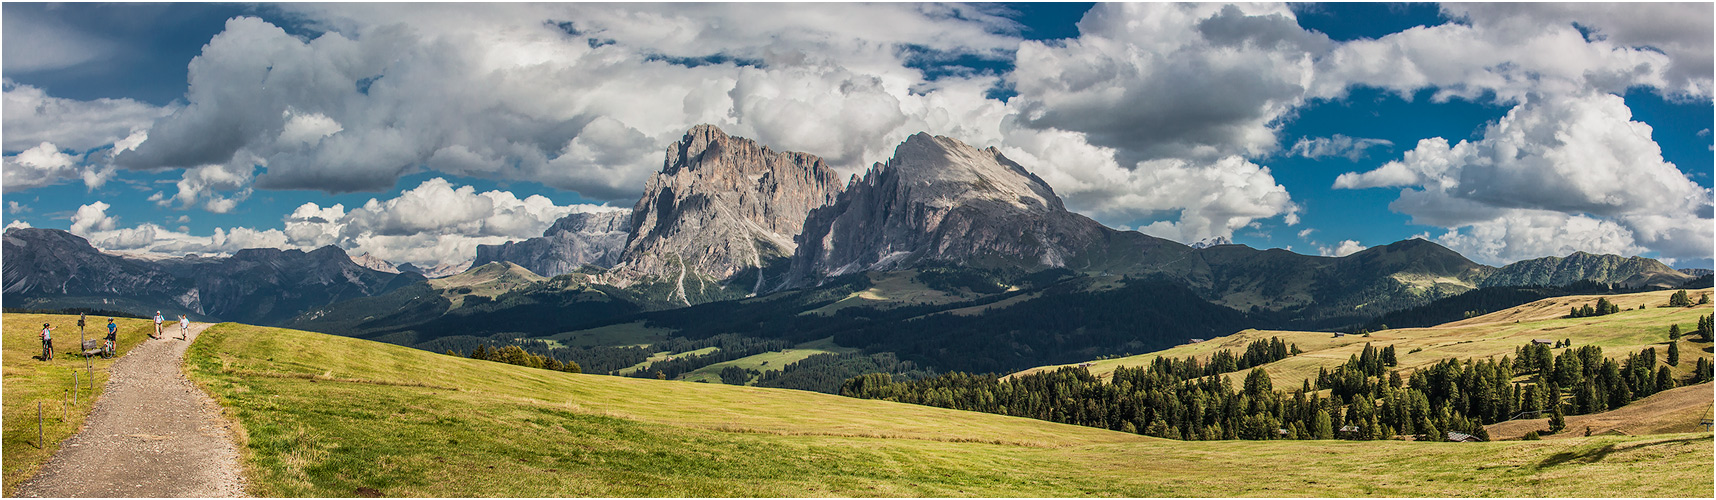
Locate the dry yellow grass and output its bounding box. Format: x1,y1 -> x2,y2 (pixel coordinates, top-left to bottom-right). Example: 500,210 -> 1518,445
1016,288 -> 1715,391
1488,382 -> 1715,440
185,321 -> 1714,497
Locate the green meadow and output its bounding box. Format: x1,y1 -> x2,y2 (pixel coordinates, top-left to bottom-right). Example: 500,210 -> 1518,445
184,320 -> 1713,497
2,313 -> 156,495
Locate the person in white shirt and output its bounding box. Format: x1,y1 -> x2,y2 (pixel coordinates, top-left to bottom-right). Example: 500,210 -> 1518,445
40,323 -> 55,361
178,315 -> 190,340
153,311 -> 164,339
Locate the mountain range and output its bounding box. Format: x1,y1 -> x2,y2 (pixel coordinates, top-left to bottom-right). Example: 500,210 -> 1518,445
3,125 -> 1699,371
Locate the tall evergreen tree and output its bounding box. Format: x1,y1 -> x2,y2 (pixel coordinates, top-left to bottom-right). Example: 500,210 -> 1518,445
1667,341 -> 1680,366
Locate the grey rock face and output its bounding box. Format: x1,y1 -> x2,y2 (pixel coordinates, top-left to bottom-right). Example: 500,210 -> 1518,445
473,210 -> 631,277
615,124 -> 844,282
788,133 -> 1110,285
350,253 -> 400,274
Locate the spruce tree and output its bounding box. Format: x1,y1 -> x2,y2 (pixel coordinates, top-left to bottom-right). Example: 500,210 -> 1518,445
1668,341 -> 1680,366
1548,407 -> 1566,434
1314,410 -> 1334,439
1670,324 -> 1682,341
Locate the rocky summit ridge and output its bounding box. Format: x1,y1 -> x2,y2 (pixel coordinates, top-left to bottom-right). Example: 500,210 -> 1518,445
473,210 -> 631,278
786,132 -> 1111,285
612,124 -> 845,291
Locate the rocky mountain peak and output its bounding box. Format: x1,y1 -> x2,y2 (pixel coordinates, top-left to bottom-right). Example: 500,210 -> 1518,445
473,210 -> 631,278
615,125 -> 844,287
878,132 -> 1065,214
350,252 -> 401,274
787,133 -> 1110,285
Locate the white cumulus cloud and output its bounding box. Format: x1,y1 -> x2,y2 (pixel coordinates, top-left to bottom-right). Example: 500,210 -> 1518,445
1336,92 -> 1712,264
281,177 -> 624,266
1318,239 -> 1367,257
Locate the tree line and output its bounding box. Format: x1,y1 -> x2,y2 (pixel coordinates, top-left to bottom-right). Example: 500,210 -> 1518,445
424,335 -> 651,374
623,334 -> 792,380
1565,297 -> 1623,318
751,352 -> 935,393
843,332 -> 1711,442
463,344 -> 582,373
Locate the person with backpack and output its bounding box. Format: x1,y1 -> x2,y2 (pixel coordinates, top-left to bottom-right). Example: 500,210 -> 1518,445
105,318 -> 118,358
153,311 -> 164,339
40,323 -> 55,361
178,314 -> 189,340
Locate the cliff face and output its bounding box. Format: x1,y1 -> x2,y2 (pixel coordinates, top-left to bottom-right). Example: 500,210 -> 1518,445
787,133 -> 1111,285
1481,252 -> 1692,289
473,210 -> 631,278
615,125 -> 844,284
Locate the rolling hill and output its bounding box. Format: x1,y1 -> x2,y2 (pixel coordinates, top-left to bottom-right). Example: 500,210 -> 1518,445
1013,288 -> 1715,391
180,319 -> 1712,497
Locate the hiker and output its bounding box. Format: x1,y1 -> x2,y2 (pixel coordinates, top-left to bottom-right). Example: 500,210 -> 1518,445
153,311 -> 164,339
105,318 -> 118,358
178,314 -> 190,340
40,323 -> 55,361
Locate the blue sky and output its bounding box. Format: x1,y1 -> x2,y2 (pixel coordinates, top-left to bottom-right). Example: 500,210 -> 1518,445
4,2 -> 1712,269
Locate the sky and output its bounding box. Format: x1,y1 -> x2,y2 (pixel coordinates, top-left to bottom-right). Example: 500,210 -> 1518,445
3,2 -> 1712,269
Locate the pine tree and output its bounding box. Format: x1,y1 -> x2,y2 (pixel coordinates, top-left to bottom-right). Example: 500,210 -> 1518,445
1668,341 -> 1680,366
1314,410 -> 1334,439
1548,407 -> 1566,434
1670,324 -> 1682,341
1382,344 -> 1398,366
1656,366 -> 1675,393
1669,290 -> 1692,307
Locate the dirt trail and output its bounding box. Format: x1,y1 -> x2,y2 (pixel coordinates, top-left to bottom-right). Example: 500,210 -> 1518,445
15,322 -> 246,498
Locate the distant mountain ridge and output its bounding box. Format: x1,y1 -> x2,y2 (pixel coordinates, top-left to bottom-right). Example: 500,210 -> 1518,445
2,227 -> 420,324
473,210 -> 631,278
8,125 -> 1702,360
1481,251 -> 1692,289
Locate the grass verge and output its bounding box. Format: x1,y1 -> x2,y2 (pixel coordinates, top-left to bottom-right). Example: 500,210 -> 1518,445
2,313 -> 154,495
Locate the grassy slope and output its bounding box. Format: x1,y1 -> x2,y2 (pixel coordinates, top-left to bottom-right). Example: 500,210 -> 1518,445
2,314 -> 155,495
679,337 -> 861,383
544,320 -> 672,347
1488,382 -> 1714,440
799,271 -> 973,316
1015,289 -> 1715,390
185,322 -> 1712,497
613,346 -> 720,376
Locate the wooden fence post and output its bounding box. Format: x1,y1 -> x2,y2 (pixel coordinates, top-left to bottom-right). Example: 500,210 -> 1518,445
73,371 -> 78,405
37,401 -> 43,449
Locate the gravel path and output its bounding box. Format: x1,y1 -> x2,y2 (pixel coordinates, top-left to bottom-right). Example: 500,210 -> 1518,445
15,323 -> 246,498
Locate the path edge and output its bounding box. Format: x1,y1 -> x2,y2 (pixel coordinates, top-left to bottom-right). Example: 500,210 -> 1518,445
180,322 -> 256,497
